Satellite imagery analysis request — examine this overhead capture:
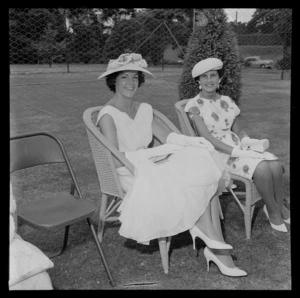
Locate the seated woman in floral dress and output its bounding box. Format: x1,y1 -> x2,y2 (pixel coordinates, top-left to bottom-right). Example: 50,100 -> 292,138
184,57 -> 290,235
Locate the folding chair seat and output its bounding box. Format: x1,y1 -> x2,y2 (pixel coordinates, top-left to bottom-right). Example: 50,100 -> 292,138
175,99 -> 262,239
10,132 -> 115,287
83,106 -> 181,274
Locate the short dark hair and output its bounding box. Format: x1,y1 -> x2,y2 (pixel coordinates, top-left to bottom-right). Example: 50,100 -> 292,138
105,71 -> 145,92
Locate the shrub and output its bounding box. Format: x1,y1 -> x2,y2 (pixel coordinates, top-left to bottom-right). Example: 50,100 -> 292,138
277,53 -> 291,70
178,9 -> 242,105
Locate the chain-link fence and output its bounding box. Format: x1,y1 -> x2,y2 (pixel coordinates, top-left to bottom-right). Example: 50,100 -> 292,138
9,8 -> 189,70
9,8 -> 291,70
9,8 -> 291,104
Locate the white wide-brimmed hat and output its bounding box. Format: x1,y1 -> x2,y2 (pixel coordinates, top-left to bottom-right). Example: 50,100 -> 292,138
192,57 -> 223,78
98,53 -> 154,79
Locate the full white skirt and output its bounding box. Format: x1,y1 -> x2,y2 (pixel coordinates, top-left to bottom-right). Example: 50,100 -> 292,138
117,146 -> 223,244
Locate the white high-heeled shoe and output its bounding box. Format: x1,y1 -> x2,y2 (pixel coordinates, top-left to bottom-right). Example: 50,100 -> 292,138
263,205 -> 288,232
189,226 -> 233,250
204,247 -> 247,277
281,208 -> 290,224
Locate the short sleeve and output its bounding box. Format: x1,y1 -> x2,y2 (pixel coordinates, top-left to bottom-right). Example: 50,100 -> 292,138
96,106 -> 116,126
226,96 -> 240,117
184,96 -> 202,118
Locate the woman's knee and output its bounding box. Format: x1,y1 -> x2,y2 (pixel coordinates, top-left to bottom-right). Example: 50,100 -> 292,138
268,160 -> 284,175
253,161 -> 272,181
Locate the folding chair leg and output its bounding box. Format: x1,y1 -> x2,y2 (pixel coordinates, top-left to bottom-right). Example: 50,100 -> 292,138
87,218 -> 115,287
50,225 -> 70,259
158,237 -> 171,274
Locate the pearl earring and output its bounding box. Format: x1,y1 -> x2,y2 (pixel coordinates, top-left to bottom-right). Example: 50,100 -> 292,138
199,85 -> 202,90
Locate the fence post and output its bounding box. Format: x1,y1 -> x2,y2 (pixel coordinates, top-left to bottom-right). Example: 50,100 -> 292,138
63,11 -> 70,73
66,35 -> 70,73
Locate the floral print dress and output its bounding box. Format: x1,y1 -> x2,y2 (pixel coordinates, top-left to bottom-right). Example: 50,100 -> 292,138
185,94 -> 278,180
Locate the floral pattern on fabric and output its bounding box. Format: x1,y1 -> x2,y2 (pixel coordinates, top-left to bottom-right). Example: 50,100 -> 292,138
187,106 -> 200,116
184,94 -> 278,180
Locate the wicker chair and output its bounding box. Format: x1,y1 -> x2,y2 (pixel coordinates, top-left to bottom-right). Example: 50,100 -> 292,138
83,105 -> 181,274
175,99 -> 262,240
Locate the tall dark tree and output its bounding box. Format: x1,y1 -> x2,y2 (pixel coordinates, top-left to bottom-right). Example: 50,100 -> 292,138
9,8 -> 67,64
98,8 -> 135,28
9,8 -> 53,63
178,9 -> 242,104
145,8 -> 194,30
273,9 -> 292,69
133,16 -> 167,65
142,8 -> 193,52
102,14 -> 187,65
31,24 -> 66,66
102,18 -> 142,61
246,9 -> 292,69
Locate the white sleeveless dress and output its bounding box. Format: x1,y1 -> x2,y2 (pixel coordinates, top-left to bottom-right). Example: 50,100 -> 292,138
97,103 -> 224,244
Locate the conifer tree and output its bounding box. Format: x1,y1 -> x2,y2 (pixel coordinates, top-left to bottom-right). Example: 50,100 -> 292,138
178,9 -> 241,104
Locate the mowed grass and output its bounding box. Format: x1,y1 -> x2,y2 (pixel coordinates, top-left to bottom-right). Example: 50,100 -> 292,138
10,66 -> 291,290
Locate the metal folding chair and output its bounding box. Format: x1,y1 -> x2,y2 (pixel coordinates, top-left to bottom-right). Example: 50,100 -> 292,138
10,132 -> 115,286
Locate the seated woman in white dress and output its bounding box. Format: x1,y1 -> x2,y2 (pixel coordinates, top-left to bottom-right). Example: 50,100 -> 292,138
96,52 -> 247,277
184,57 -> 290,233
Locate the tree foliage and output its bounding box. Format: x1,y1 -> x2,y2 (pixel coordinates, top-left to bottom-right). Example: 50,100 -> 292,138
31,24 -> 66,65
102,18 -> 142,61
247,9 -> 292,69
178,9 -> 241,104
145,8 -> 194,29
10,8 -> 291,69
10,8 -> 192,64
247,9 -> 291,36
142,8 -> 195,52
100,8 -> 135,25
10,8 -> 67,63
102,11 -> 191,65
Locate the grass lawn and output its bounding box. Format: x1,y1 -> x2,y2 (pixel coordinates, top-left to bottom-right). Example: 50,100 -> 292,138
10,65 -> 290,290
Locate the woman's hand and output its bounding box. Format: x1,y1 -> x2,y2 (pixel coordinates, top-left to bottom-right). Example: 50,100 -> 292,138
231,147 -> 264,159
166,132 -> 215,152
241,137 -> 269,152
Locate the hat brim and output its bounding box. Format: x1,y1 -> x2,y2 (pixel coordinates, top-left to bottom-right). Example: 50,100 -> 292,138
192,58 -> 223,78
98,64 -> 154,79
192,65 -> 222,78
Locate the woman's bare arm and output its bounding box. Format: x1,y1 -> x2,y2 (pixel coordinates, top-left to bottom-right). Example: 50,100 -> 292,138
98,114 -> 124,168
191,113 -> 234,155
231,116 -> 249,140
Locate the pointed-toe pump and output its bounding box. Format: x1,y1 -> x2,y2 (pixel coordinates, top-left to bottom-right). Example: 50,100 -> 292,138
263,205 -> 288,232
189,226 -> 233,250
204,247 -> 247,277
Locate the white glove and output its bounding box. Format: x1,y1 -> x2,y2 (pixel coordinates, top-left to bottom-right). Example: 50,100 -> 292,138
166,132 -> 215,152
241,136 -> 269,152
231,147 -> 264,159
